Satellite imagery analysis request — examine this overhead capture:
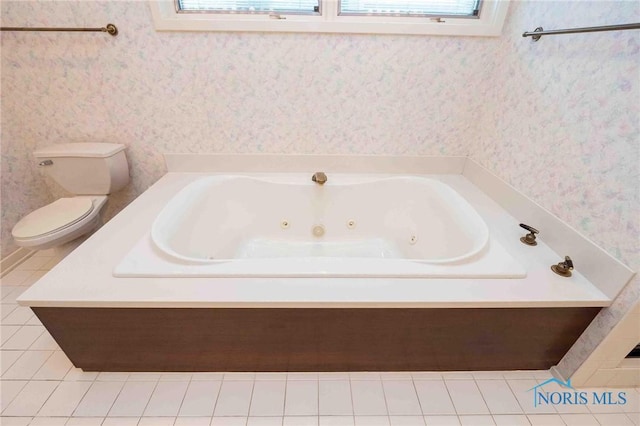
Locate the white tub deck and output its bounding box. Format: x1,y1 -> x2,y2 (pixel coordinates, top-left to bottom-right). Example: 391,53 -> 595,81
115,174 -> 525,279
16,164 -> 618,308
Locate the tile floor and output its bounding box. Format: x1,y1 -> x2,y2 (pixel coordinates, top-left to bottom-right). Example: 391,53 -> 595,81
1,245 -> 639,426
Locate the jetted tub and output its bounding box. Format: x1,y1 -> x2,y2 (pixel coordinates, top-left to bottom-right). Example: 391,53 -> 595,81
20,157 -> 616,372
115,174 -> 525,278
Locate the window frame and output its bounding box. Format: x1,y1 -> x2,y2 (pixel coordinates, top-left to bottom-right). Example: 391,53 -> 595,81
149,0 -> 509,36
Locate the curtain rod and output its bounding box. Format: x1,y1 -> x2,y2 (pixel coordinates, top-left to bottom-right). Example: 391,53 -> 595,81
1,23 -> 118,36
523,23 -> 640,41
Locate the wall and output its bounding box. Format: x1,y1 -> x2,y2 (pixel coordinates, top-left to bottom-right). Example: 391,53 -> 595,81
1,0 -> 638,379
470,0 -> 639,379
1,0 -> 495,257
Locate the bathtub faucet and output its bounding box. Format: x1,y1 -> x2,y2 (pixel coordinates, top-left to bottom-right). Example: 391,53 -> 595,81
312,172 -> 327,185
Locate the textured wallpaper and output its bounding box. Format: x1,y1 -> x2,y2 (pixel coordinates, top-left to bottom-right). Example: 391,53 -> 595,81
1,0 -> 639,378
1,0 -> 495,258
473,0 -> 639,272
470,0 -> 639,377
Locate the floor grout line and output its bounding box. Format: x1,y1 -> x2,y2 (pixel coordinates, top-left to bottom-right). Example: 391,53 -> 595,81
245,376 -> 256,424
471,376 -> 493,417
442,378 -> 460,417
174,375 -> 193,418
377,376 -> 392,423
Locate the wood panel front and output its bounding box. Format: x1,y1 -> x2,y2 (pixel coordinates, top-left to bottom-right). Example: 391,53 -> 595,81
33,307 -> 600,371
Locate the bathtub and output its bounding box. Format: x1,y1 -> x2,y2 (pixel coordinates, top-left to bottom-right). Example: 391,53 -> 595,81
115,174 -> 525,278
20,155 -> 619,372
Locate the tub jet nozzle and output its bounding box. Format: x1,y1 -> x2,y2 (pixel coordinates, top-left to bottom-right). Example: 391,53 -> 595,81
312,224 -> 325,237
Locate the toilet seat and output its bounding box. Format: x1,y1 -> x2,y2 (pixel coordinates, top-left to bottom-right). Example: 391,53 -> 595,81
12,198 -> 94,239
12,196 -> 107,250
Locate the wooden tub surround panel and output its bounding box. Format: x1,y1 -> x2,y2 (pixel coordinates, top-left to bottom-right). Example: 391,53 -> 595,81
33,307 -> 601,372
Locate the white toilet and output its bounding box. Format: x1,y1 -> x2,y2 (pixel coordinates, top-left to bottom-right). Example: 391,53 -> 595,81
12,143 -> 130,250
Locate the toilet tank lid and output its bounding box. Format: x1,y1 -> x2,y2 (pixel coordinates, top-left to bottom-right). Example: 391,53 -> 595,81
34,143 -> 126,158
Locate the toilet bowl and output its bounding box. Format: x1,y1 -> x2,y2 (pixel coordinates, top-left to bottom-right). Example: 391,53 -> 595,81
12,143 -> 129,251
12,196 -> 107,250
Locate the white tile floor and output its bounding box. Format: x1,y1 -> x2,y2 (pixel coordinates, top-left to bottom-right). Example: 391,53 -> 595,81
1,245 -> 639,426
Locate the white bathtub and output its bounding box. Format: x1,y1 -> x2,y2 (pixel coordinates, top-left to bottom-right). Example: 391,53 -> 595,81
116,174 -> 525,278
153,175 -> 490,263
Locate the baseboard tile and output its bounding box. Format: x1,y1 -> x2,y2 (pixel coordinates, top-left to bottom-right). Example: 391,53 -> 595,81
550,365 -> 570,383
0,247 -> 35,277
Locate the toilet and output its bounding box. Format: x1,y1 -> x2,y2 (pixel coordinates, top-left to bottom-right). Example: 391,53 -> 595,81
12,143 -> 130,250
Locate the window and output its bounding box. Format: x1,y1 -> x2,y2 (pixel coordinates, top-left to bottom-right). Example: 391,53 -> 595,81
150,0 -> 509,35
339,0 -> 479,17
177,0 -> 320,15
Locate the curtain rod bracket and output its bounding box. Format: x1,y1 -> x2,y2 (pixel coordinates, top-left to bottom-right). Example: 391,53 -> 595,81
105,24 -> 118,36
529,27 -> 543,42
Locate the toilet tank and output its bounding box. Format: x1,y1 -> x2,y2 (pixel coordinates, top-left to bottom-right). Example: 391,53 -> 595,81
34,143 -> 130,195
